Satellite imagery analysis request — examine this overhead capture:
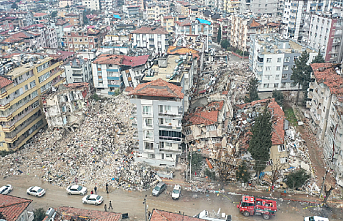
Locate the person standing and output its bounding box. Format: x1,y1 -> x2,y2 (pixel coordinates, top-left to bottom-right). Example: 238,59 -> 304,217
106,183 -> 109,194
108,200 -> 113,210
104,204 -> 107,212
94,185 -> 97,194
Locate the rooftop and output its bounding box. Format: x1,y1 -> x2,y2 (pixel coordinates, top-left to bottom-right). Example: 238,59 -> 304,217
167,46 -> 200,58
0,195 -> 32,221
129,78 -> 184,99
93,54 -> 123,65
33,13 -> 47,17
150,209 -> 202,221
54,206 -> 121,221
184,101 -> 224,126
132,26 -> 168,35
0,76 -> 13,88
122,55 -> 149,67
311,63 -> 343,101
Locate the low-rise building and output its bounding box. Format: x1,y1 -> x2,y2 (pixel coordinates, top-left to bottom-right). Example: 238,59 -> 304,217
146,3 -> 169,21
0,195 -> 33,221
131,26 -> 169,54
249,34 -> 317,92
82,0 -> 100,10
62,27 -> 105,52
64,57 -> 92,84
130,78 -> 184,167
42,83 -> 90,132
307,63 -> 343,185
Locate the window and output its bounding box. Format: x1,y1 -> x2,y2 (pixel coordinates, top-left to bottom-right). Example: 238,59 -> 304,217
277,57 -> 281,62
29,80 -> 36,88
165,105 -> 171,112
145,118 -> 153,127
276,66 -> 281,71
166,142 -> 172,147
280,157 -> 288,164
184,128 -> 192,135
293,56 -> 298,61
206,125 -> 216,131
263,84 -> 269,88
274,83 -> 279,88
145,142 -> 153,150
165,118 -> 172,124
143,106 -> 151,115
283,65 -> 289,70
266,66 -> 271,71
282,74 -> 287,79
145,130 -> 153,139
275,75 -> 280,80
148,154 -> 155,159
166,154 -> 172,158
266,58 -> 272,63
284,57 -> 290,62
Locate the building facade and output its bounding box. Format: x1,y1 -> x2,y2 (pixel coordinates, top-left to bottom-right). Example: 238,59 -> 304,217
131,27 -> 169,54
64,58 -> 92,84
130,78 -> 184,167
82,0 -> 100,10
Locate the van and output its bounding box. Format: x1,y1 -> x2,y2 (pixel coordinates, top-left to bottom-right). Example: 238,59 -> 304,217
152,182 -> 166,196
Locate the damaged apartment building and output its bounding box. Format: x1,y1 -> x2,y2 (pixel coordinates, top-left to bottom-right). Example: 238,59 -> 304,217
42,83 -> 90,132
183,93 -> 232,160
231,98 -> 289,171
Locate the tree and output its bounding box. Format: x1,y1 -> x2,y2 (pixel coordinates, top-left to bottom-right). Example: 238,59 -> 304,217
220,39 -> 230,49
33,208 -> 46,221
245,77 -> 259,103
291,50 -> 312,105
272,90 -> 284,106
83,10 -> 88,25
323,185 -> 335,204
236,161 -> 251,184
189,152 -> 203,175
11,2 -> 18,9
312,50 -> 325,64
217,26 -> 221,43
284,169 -> 310,189
248,103 -> 272,180
51,11 -> 58,18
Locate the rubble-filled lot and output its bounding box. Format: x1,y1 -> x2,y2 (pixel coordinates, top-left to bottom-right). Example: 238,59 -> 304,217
0,95 -> 158,192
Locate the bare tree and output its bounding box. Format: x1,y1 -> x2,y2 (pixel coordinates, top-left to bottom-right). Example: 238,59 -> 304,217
323,185 -> 335,204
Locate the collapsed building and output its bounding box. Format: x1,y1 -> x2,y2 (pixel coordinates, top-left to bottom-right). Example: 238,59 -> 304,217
231,98 -> 290,171
42,83 -> 90,132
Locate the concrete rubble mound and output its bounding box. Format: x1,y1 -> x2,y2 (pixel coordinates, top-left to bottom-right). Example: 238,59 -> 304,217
0,94 -> 158,191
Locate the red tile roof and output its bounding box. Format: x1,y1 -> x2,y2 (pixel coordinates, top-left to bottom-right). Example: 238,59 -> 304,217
0,195 -> 32,221
93,54 -> 124,65
56,206 -> 121,221
184,101 -> 224,126
132,26 -> 168,34
33,13 -> 47,17
0,76 -> 13,88
175,20 -> 191,26
176,1 -> 191,6
167,46 -> 199,58
249,19 -> 261,28
311,63 -> 343,100
122,55 -> 149,67
150,209 -> 203,221
129,78 -> 184,99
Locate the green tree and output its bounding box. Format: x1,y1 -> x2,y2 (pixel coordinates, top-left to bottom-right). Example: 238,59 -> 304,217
51,11 -> 58,18
284,169 -> 310,189
311,50 -> 325,63
245,77 -> 259,103
220,39 -> 230,49
236,161 -> 251,184
189,152 -> 203,173
217,26 -> 221,43
248,103 -> 272,180
83,10 -> 88,25
33,208 -> 46,221
11,2 -> 18,9
291,50 -> 312,105
272,90 -> 284,106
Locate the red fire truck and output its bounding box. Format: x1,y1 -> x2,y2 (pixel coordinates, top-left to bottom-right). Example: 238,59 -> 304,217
237,195 -> 277,220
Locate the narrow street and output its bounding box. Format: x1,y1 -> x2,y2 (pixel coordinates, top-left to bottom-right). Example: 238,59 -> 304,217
1,175 -> 340,220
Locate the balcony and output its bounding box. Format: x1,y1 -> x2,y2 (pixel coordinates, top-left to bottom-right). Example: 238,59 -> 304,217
159,136 -> 182,142
2,106 -> 39,132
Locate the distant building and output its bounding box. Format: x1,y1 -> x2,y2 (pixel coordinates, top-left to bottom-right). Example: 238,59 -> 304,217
122,5 -> 140,16
130,78 -> 184,167
64,13 -> 82,26
59,0 -> 73,8
150,209 -> 203,221
82,0 -> 100,10
62,27 -> 105,52
131,26 -> 169,54
249,34 -> 317,92
64,58 -> 92,84
146,3 -> 169,20
0,195 -> 33,221
42,83 -> 90,132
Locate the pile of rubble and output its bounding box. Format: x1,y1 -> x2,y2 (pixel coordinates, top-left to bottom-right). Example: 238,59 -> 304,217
0,95 -> 158,192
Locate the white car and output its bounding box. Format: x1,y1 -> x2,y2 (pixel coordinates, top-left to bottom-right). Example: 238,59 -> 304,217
172,184 -> 181,200
304,216 -> 329,221
66,185 -> 87,195
27,186 -> 45,197
82,194 -> 103,205
0,184 -> 12,195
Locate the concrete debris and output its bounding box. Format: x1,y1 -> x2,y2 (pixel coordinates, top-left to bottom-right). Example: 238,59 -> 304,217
0,94 -> 159,191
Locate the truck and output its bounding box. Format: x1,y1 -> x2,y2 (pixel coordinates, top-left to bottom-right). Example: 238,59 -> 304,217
237,195 -> 277,220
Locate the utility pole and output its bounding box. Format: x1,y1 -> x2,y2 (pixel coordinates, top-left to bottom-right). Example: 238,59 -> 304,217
143,195 -> 147,221
185,143 -> 188,182
190,150 -> 192,181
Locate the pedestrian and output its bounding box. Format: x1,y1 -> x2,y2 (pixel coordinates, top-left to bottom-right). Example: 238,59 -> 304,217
94,185 -> 97,194
104,204 -> 107,212
91,190 -> 93,194
108,200 -> 113,210
106,183 -> 109,194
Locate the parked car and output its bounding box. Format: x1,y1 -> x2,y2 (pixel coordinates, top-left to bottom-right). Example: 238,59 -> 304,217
152,182 -> 166,196
304,217 -> 329,221
27,186 -> 45,197
0,184 -> 12,195
172,184 -> 181,200
66,185 -> 87,195
82,194 -> 103,205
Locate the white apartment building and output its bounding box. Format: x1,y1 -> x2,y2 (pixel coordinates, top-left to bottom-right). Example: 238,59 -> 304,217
308,13 -> 343,63
82,0 -> 100,10
130,78 -> 184,167
146,3 -> 169,20
64,58 -> 92,84
249,34 -> 317,92
131,27 -> 169,54
307,63 -> 343,186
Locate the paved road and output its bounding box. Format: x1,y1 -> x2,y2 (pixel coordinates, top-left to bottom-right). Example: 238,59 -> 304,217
1,175 -> 338,220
